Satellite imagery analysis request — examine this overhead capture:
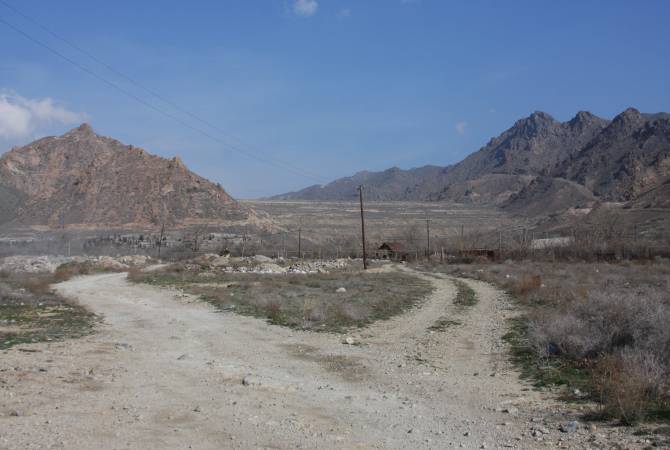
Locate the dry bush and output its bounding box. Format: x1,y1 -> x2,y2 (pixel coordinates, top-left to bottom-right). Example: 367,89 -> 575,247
593,349 -> 667,424
508,274 -> 542,297
264,299 -> 282,322
432,260 -> 670,422
529,288 -> 670,361
333,301 -> 367,323
302,298 -> 325,326
53,262 -> 93,282
22,276 -> 54,296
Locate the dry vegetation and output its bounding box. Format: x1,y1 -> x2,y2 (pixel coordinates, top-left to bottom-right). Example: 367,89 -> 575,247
129,265 -> 433,333
0,269 -> 97,350
421,260 -> 670,425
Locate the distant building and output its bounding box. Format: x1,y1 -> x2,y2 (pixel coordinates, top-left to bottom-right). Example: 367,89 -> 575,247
376,242 -> 409,261
530,236 -> 574,250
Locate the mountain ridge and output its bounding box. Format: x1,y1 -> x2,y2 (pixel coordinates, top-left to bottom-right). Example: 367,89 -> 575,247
272,108 -> 670,215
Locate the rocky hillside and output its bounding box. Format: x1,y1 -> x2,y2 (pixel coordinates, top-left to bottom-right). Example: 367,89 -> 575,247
555,109 -> 670,201
0,124 -> 264,229
275,108 -> 670,216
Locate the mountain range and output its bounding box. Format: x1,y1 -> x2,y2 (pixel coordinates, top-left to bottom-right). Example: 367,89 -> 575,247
0,124 -> 265,230
1,107 -> 668,231
273,108 -> 670,215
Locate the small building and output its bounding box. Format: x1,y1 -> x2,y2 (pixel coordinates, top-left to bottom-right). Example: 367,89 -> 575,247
530,236 -> 574,250
460,248 -> 497,259
376,242 -> 409,261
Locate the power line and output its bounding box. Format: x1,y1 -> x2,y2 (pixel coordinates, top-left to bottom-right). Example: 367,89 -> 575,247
0,7 -> 325,182
0,0 -> 325,182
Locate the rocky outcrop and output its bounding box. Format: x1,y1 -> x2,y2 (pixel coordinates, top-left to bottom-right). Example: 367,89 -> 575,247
555,108 -> 670,200
0,124 -> 265,229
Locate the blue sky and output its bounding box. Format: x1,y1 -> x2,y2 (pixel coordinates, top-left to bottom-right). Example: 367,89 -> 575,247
1,0 -> 669,198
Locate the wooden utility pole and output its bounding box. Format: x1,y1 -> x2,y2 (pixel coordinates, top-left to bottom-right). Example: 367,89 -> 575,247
425,218 -> 431,259
498,230 -> 502,258
157,223 -> 165,258
358,185 -> 368,270
240,227 -> 247,257
298,227 -> 302,259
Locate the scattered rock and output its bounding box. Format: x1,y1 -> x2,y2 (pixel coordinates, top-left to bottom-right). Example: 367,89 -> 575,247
502,406 -> 519,416
343,336 -> 356,345
560,421 -> 579,433
336,287 -> 347,293
242,375 -> 261,386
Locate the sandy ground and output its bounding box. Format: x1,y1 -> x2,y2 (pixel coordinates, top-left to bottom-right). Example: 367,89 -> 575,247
0,267 -> 642,449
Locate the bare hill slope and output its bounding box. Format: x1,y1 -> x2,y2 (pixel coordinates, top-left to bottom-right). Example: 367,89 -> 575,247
0,124 -> 264,229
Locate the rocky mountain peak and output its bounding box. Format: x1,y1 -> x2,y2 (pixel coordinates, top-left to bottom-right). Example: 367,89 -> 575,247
527,111 -> 557,127
0,127 -> 264,229
529,111 -> 556,122
66,123 -> 96,137
614,107 -> 643,124
566,111 -> 609,132
602,107 -> 644,137
512,111 -> 559,137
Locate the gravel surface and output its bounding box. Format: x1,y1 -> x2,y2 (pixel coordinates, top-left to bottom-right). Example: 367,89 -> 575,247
0,267 -> 651,449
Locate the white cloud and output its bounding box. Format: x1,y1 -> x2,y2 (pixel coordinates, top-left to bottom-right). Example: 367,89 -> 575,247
455,121 -> 467,135
293,0 -> 318,17
0,91 -> 84,139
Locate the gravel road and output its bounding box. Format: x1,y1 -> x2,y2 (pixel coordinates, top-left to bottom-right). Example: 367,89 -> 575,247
0,267 -> 630,449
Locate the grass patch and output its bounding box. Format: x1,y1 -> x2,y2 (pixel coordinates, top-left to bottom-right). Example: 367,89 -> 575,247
131,268 -> 434,333
428,318 -> 462,331
502,317 -> 591,392
0,273 -> 97,350
453,280 -> 477,307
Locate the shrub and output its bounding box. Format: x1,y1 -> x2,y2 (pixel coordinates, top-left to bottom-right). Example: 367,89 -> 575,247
509,274 -> 542,297
529,288 -> 670,362
593,349 -> 667,424
264,299 -> 282,322
53,262 -> 93,282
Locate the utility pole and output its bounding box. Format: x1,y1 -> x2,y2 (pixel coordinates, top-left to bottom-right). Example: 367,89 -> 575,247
358,185 -> 368,270
425,218 -> 431,259
498,230 -> 502,259
298,227 -> 302,259
158,223 -> 165,258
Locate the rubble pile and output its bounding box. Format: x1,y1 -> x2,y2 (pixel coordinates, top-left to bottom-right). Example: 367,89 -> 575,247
0,254 -> 155,274
0,255 -> 72,274
183,254 -> 351,274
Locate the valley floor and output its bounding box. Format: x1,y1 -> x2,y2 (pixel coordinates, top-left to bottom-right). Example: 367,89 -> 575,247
0,266 -> 648,449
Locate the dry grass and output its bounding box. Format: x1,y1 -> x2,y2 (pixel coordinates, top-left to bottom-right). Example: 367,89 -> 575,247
0,270 -> 97,349
593,349 -> 667,424
130,267 -> 433,333
422,260 -> 670,423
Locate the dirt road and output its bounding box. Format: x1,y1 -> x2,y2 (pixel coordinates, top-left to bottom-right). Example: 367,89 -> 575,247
1,268 -> 555,449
